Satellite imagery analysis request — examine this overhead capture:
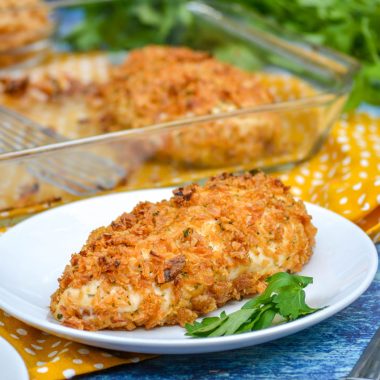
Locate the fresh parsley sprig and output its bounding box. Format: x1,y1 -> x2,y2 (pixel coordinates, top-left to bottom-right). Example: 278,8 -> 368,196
185,272 -> 320,338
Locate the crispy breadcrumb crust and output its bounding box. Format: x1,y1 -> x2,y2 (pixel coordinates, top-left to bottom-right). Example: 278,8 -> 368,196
51,173 -> 316,331
0,0 -> 51,52
95,46 -> 282,166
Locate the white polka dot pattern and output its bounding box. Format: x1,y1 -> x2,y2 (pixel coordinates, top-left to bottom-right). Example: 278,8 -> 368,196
0,309 -> 151,379
63,368 -> 76,379
277,112 -> 380,243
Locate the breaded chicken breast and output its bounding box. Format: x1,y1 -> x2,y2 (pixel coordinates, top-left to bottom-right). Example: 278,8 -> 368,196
94,46 -> 281,167
51,173 -> 316,330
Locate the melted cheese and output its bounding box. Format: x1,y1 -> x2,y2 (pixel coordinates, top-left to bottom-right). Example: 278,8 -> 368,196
117,286 -> 141,313
64,280 -> 100,307
152,284 -> 173,313
57,281 -> 142,317
55,280 -> 101,319
228,250 -> 278,280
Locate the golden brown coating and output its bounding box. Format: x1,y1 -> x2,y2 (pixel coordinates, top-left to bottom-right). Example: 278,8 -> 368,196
0,0 -> 51,52
95,45 -> 282,167
0,0 -> 51,68
51,173 -> 316,331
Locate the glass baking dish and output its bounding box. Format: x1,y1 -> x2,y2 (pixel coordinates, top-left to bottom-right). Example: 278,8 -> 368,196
0,0 -> 359,225
0,1 -> 53,70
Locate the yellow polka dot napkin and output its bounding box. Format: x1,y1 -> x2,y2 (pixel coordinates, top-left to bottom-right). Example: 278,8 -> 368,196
0,111 -> 379,380
277,112 -> 380,243
0,311 -> 154,379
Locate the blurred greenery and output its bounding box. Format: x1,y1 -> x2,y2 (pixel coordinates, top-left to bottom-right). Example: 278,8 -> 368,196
63,1 -> 190,50
63,0 -> 380,109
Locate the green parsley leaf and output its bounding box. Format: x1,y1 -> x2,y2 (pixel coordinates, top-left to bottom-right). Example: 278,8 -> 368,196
185,311 -> 228,336
185,272 -> 322,338
208,309 -> 257,337
252,307 -> 277,330
273,286 -> 317,320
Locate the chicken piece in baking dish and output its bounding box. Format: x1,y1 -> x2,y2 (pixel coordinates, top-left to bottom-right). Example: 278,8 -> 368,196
51,173 -> 316,331
95,45 -> 282,167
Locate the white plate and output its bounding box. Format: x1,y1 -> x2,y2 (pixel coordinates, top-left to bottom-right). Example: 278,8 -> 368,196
0,189 -> 377,354
0,337 -> 28,380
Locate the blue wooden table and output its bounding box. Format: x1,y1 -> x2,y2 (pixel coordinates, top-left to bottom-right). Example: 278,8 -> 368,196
79,245 -> 380,380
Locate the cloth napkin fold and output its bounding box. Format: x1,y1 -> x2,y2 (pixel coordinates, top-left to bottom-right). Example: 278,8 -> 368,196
278,112 -> 380,243
0,111 -> 379,380
0,311 -> 154,379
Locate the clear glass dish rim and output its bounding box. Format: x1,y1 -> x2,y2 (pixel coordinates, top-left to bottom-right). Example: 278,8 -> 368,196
0,0 -> 360,163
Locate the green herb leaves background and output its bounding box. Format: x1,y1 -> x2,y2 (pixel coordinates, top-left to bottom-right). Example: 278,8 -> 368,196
63,0 -> 380,110
239,0 -> 380,110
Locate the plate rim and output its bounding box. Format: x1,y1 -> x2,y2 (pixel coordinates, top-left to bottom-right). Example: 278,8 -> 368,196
0,337 -> 29,380
0,190 -> 377,352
